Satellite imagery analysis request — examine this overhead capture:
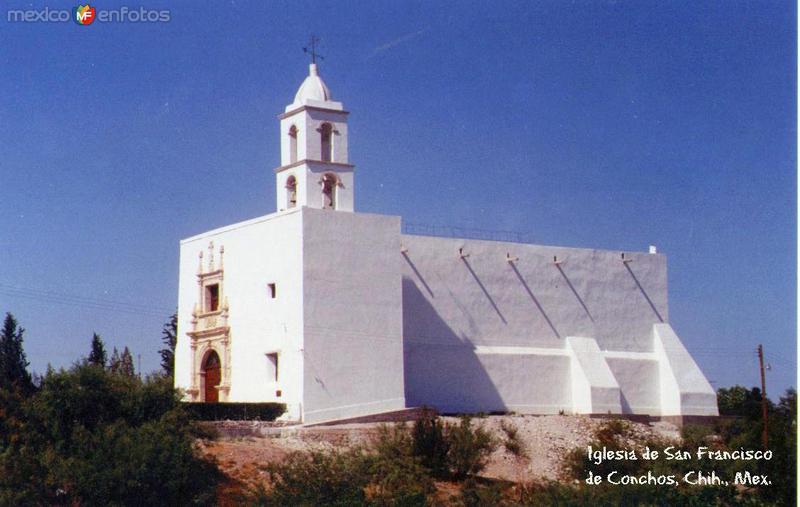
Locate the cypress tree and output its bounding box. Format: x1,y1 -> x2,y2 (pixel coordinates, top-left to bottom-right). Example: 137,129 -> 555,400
119,347 -> 135,378
88,333 -> 107,368
109,347 -> 121,374
0,313 -> 33,393
159,313 -> 177,377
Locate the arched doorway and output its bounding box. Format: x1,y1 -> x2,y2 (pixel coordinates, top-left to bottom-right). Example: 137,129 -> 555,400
203,351 -> 221,402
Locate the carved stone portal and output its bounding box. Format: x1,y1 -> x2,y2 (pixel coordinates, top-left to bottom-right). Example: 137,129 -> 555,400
186,242 -> 231,402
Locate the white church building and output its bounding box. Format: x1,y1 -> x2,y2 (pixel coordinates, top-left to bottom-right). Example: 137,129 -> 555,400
174,63 -> 718,424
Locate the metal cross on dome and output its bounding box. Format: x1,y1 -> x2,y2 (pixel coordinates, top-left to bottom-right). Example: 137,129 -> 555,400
303,35 -> 324,64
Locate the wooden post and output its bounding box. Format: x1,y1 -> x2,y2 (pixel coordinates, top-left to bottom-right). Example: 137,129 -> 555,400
758,344 -> 768,449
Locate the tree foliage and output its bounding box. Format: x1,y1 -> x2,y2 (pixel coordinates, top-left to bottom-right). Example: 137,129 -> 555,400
411,408 -> 449,477
87,332 -> 107,368
108,346 -> 136,378
0,313 -> 33,394
0,364 -> 220,505
444,416 -> 497,479
717,385 -> 770,418
160,312 -> 178,377
119,346 -> 136,378
258,414 -> 496,505
108,346 -> 121,373
264,450 -> 371,506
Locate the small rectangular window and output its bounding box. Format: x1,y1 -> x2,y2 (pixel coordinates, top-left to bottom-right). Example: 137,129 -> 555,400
205,284 -> 220,312
266,353 -> 278,382
268,283 -> 276,299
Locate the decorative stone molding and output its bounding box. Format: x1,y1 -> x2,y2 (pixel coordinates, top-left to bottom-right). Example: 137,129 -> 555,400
187,242 -> 231,402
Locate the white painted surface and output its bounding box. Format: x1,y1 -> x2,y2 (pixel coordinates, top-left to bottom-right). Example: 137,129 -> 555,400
399,234 -> 714,416
400,236 -> 668,353
301,208 -> 406,423
566,336 -> 622,414
279,108 -> 349,168
654,323 -> 719,416
176,209 -> 305,419
605,356 -> 661,414
292,64 -> 334,105
277,64 -> 354,213
176,212 -> 717,419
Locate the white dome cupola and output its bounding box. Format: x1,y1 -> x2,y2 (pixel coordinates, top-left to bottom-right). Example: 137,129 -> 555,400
293,63 -> 333,105
285,63 -> 344,112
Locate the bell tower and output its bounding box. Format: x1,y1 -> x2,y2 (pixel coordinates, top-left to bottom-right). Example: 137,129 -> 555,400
276,61 -> 354,212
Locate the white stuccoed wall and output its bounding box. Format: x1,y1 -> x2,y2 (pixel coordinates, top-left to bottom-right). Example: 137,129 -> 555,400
176,208 -> 717,420
400,234 -> 716,416
300,208 -> 406,423
566,336 -> 622,413
654,323 -> 718,416
176,209 -> 305,420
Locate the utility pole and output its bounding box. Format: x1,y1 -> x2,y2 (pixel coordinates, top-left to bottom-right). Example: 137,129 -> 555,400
757,344 -> 768,449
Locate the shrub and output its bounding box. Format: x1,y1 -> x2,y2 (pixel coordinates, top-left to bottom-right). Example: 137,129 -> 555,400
411,408 -> 449,477
594,418 -> 630,446
499,419 -> 526,458
263,449 -> 371,506
0,365 -> 221,505
680,423 -> 716,448
182,401 -> 285,421
445,416 -> 496,479
367,424 -> 434,505
258,424 -> 435,506
459,477 -> 506,507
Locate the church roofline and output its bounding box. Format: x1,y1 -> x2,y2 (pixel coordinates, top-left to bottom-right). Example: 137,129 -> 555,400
274,159 -> 355,173
180,207 -> 302,244
279,104 -> 350,120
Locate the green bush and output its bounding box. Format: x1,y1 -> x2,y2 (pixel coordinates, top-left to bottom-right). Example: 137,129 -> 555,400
445,416 -> 496,479
459,478 -> 505,507
411,408 -> 449,478
680,423 -> 716,449
499,419 -> 526,458
257,425 -> 435,506
594,418 -> 630,445
262,449 -> 371,506
182,401 -> 286,421
368,424 -> 434,506
0,366 -> 221,505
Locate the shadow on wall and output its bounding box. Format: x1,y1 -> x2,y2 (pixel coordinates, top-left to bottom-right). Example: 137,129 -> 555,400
508,261 -> 560,338
555,263 -> 594,323
402,277 -> 506,413
460,257 -> 507,324
623,263 -> 664,323
402,252 -> 434,298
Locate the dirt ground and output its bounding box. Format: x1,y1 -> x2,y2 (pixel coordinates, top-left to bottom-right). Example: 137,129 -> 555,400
200,414 -> 681,501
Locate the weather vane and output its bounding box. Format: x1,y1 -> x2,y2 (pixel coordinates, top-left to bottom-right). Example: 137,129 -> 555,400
303,35 -> 324,64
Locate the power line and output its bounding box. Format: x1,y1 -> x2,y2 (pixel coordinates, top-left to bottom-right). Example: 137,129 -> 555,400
0,283 -> 173,318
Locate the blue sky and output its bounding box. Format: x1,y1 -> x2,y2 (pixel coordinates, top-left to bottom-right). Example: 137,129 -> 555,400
0,1 -> 795,395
